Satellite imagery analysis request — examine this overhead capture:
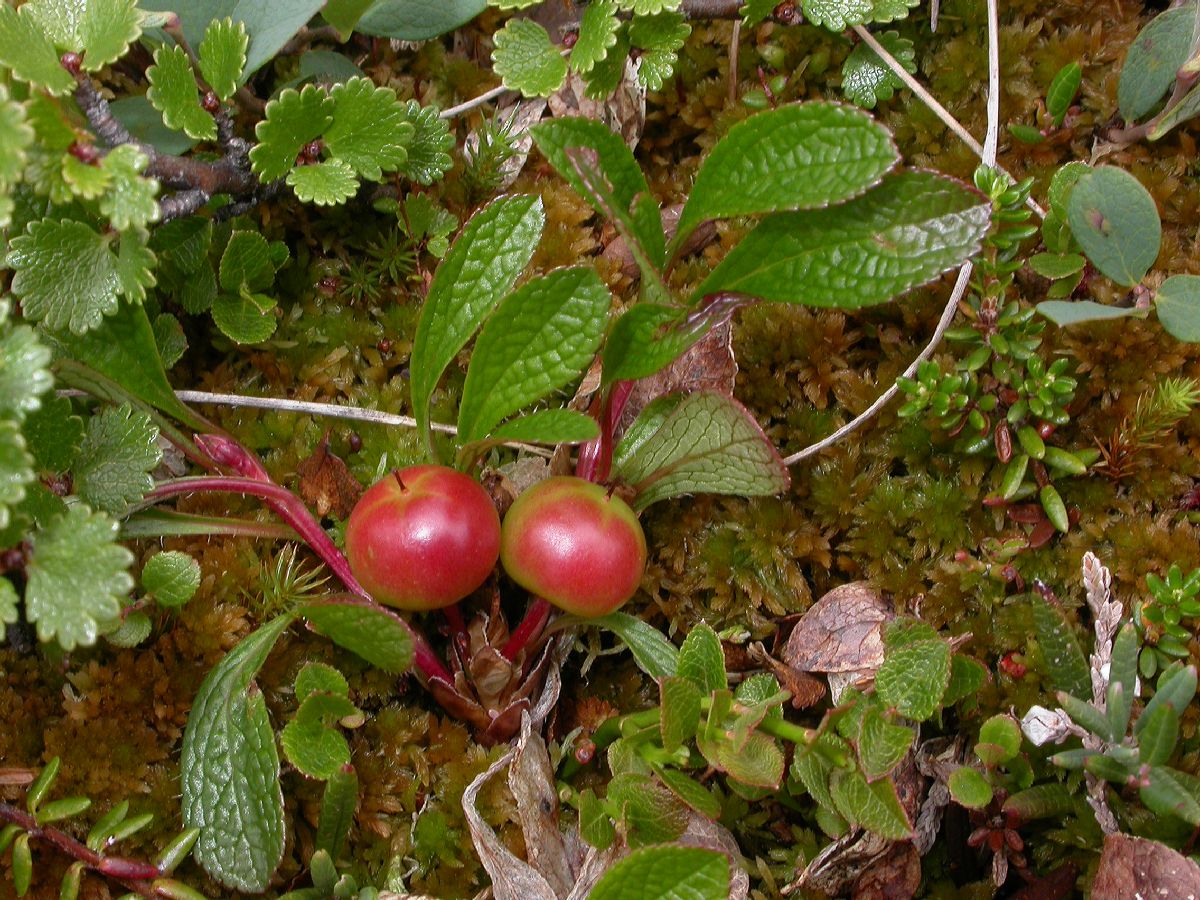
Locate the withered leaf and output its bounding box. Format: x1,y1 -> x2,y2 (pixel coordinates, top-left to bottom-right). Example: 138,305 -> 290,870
548,66 -> 646,150
296,432 -> 363,519
852,842 -> 921,900
1092,834 -> 1200,900
748,642 -> 827,709
784,582 -> 892,674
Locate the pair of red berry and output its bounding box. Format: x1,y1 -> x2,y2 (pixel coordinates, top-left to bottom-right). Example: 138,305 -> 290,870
344,466 -> 646,617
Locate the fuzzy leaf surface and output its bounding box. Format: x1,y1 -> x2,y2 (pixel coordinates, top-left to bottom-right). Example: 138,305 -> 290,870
830,770 -> 912,838
409,195 -> 544,441
98,145 -> 160,230
572,1 -> 621,73
142,551 -> 201,607
676,102 -> 898,247
0,326 -> 53,421
25,0 -> 143,70
0,3 -> 75,94
198,17 -> 248,102
487,409 -> 599,444
181,615 -> 289,892
147,45 -> 217,141
841,32 -> 915,108
26,505 -> 134,651
803,0 -> 872,30
875,638 -> 951,721
73,403 -> 161,517
492,19 -> 568,98
398,101 -> 454,185
677,622 -> 727,692
287,159 -> 358,205
589,845 -> 729,900
1067,166 -> 1160,287
298,597 -> 414,673
613,391 -> 790,510
325,78 -> 413,180
250,85 -> 335,181
458,267 -> 609,442
696,170 -> 990,306
1119,6 -> 1194,121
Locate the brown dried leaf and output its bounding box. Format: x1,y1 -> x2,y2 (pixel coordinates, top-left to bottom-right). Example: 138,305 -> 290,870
510,722 -> 574,897
1092,834 -> 1200,900
1009,862 -> 1079,900
748,642 -> 827,709
788,827 -> 892,896
0,768 -> 34,786
296,432 -> 362,519
548,64 -> 646,149
852,842 -> 921,900
784,582 -> 892,674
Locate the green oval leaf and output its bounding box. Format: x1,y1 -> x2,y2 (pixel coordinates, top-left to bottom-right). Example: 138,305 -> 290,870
875,638 -> 951,721
1066,166 -> 1161,287
487,409 -> 599,444
298,596 -> 415,673
142,551 -> 201,607
1036,299 -> 1142,327
1156,274 -> 1200,342
492,18 -> 568,98
357,0 -> 486,41
589,843 -> 729,900
1119,5 -> 1195,122
570,611 -> 679,677
948,766 -> 993,809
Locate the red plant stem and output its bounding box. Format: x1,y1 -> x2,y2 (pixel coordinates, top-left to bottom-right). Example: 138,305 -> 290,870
500,598 -> 553,662
443,603 -> 467,638
0,803 -> 157,897
575,380 -> 635,483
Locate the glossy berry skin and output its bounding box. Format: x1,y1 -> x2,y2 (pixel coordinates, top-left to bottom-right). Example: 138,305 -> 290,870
345,465 -> 501,611
500,476 -> 647,617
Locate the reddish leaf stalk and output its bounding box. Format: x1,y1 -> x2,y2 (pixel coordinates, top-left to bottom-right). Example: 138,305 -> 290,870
575,380 -> 635,483
500,597 -> 552,662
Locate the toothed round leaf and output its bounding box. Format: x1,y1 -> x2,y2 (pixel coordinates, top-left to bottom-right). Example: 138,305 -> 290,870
99,145 -> 160,231
0,87 -> 34,185
0,4 -> 75,94
105,610 -> 152,647
571,1 -> 621,74
73,403 -> 161,517
198,17 -> 248,102
492,19 -> 568,98
0,421 -> 34,531
250,85 -> 335,182
287,159 -> 359,205
25,0 -> 144,70
147,45 -> 217,141
398,101 -> 453,185
0,325 -> 53,421
627,13 -> 689,90
803,0 -> 872,29
324,78 -> 413,181
0,577 -> 17,626
842,32 -> 915,108
868,0 -> 919,23
142,551 -> 201,608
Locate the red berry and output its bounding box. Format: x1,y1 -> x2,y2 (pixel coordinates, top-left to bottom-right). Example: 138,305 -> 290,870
500,476 -> 647,617
345,465 -> 501,611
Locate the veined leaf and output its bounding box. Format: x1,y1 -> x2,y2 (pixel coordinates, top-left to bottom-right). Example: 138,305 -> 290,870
612,391 -> 790,511
1067,166 -> 1160,287
25,0 -> 143,72
250,85 -> 335,182
287,159 -> 358,205
589,845 -> 729,900
98,145 -> 160,231
220,231 -> 279,293
675,102 -> 898,249
0,422 -> 35,532
571,1 -> 621,74
182,616 -> 290,892
803,0 -> 873,30
659,675 -> 702,752
0,326 -> 53,422
841,32 -> 915,109
627,12 -> 689,90
147,45 -> 217,141
829,770 -> 912,839
0,3 -> 76,95
458,267 -> 610,443
0,86 -> 34,186
695,170 -> 991,306
212,289 -> 277,344
876,638 -> 951,721
607,772 -> 690,846
198,17 -> 248,102
73,403 -> 161,517
488,409 -> 599,444
492,19 -> 568,98
1119,5 -> 1195,122
142,551 -> 201,607
298,597 -> 414,673
857,707 -> 913,779
677,623 -> 727,692
325,77 -> 413,180
398,100 -> 453,185
573,610 -> 679,677
409,195 -> 544,448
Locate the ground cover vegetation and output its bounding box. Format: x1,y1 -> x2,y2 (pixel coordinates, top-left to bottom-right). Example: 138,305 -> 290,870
3,0 -> 1200,896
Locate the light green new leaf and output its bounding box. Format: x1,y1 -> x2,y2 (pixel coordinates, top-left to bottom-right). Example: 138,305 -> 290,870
0,86 -> 34,185
677,623 -> 727,692
25,0 -> 143,71
279,693 -> 358,779
295,663 -> 349,701
220,231 -> 278,293
0,578 -> 17,626
62,154 -> 111,199
199,18 -> 248,102
181,615 -> 290,892
875,638 -> 951,721
581,611 -> 679,677
323,0 -> 376,37
695,170 -> 991,307
142,551 -> 201,607
628,0 -> 683,14
488,409 -> 599,444
948,767 -> 993,809
804,0 -> 872,29
1119,5 -> 1194,122
830,770 -> 912,839
613,391 -> 790,510
73,403 -> 162,517
655,767 -> 721,819
250,85 -> 335,181
492,19 -> 569,98
627,13 -> 689,91
99,145 -> 160,230
489,0 -> 543,10
868,0 -> 918,23
325,78 -> 413,180
212,290 -> 277,344
1156,274 -> 1200,342
287,159 -> 358,205
410,195 -> 544,445
0,422 -> 35,531
701,728 -> 785,787
1148,80 -> 1200,140
676,102 -> 898,249
7,218 -> 135,334
458,267 -> 610,443
659,676 -> 702,752
571,1 -> 621,74
0,326 -> 53,421
398,100 -> 454,185
298,597 -> 414,673
841,32 -> 916,109
147,45 -> 217,141
0,3 -> 76,95
114,228 -> 157,304
1067,166 -> 1160,287
26,504 -> 134,651
589,845 -> 729,900
582,29 -> 631,99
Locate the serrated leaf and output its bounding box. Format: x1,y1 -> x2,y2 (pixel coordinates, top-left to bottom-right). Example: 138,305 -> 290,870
583,610 -> 679,677
867,0 -> 917,23
296,662 -> 349,701
488,409 -> 599,444
1119,6 -> 1194,122
280,694 -> 357,780
325,78 -> 413,180
99,145 -> 160,230
1030,594 -> 1092,698
105,610 -> 152,647
1156,274 -> 1200,342
829,770 -> 912,838
410,195 -> 544,445
73,403 -> 161,517
113,227 -> 157,304
458,267 -> 610,443
589,845 -> 728,900
943,654 -> 988,706
612,391 -> 790,511
0,86 -> 34,185
0,577 -> 17,626
1067,166 -> 1161,287
182,616 -> 290,892
572,1 -> 620,73
153,312 -> 188,368
398,100 -> 453,185
875,638 -> 951,721
287,159 -> 358,205
198,18 -> 248,102
628,0 -> 682,13
0,3 -> 76,95
583,29 -> 631,99
856,707 -> 913,779
803,0 -> 872,30
492,19 -> 569,98
25,0 -> 143,71
489,0 -> 542,10
675,102 -> 899,248
740,0 -> 777,25
62,154 -> 111,199
23,396 -> 82,473
659,675 -> 702,751
142,551 -> 201,607
0,326 -> 53,422
0,421 -> 35,531
654,768 -> 721,819
7,218 -> 138,334
147,45 -> 217,141
25,504 -> 133,651
213,290 -> 277,344
947,766 -> 993,809
841,32 -> 915,108
677,622 -> 727,691
696,170 -> 990,306
628,13 -> 688,90
607,772 -> 690,845
298,597 -> 414,673
250,85 -> 335,181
